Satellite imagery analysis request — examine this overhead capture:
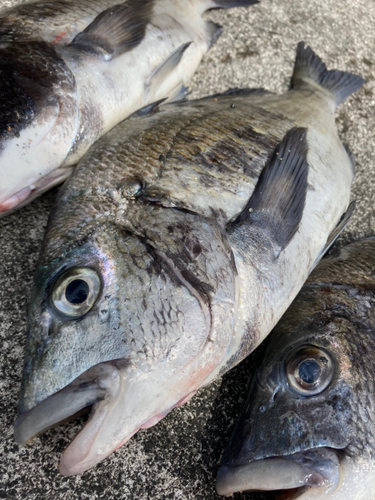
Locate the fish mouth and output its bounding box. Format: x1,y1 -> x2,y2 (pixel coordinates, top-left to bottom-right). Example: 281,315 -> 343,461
0,167 -> 73,216
14,360 -> 156,475
216,447 -> 342,498
14,362 -> 123,475
14,360 -> 197,475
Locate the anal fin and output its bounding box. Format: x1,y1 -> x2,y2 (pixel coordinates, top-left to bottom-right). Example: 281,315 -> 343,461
145,42 -> 192,97
311,200 -> 356,269
231,127 -> 309,256
206,21 -> 224,48
133,98 -> 167,117
343,143 -> 356,174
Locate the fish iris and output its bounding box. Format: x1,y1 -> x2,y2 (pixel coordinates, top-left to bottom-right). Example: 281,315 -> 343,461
299,360 -> 321,385
65,279 -> 89,304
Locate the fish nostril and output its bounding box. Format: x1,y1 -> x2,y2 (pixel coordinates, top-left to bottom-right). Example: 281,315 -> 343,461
40,311 -> 53,338
271,387 -> 280,402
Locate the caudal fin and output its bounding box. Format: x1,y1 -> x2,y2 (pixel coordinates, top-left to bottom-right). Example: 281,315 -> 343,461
208,0 -> 259,8
291,42 -> 364,106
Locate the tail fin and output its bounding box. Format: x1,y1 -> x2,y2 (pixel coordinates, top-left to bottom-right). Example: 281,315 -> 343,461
291,42 -> 364,106
207,0 -> 259,10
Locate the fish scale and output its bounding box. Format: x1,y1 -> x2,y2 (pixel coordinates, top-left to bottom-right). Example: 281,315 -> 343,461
14,43 -> 364,478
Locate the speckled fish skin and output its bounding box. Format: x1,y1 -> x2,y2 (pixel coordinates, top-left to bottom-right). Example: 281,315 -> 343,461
14,44 -> 363,476
0,0 -> 258,215
216,238 -> 375,499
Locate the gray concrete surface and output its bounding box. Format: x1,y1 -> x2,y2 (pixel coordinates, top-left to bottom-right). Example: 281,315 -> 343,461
0,0 -> 374,499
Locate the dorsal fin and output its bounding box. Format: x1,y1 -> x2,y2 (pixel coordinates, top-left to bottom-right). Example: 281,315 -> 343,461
70,0 -> 154,60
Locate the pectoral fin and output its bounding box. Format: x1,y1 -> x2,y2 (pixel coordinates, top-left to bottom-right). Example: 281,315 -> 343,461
70,0 -> 154,60
230,127 -> 309,256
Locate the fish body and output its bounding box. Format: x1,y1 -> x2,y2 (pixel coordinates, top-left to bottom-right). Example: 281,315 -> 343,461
14,44 -> 363,476
216,238 -> 375,499
0,0 -> 258,214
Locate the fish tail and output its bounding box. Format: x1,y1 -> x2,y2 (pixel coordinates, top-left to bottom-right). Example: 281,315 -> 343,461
208,0 -> 259,9
291,42 -> 364,106
204,0 -> 259,11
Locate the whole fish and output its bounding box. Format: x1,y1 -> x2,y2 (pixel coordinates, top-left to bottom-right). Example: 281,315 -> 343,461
0,0 -> 258,215
216,238 -> 375,499
14,43 -> 363,477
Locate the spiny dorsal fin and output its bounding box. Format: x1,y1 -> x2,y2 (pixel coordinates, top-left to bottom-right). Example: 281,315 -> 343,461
291,42 -> 364,106
234,127 -> 309,254
70,0 -> 154,60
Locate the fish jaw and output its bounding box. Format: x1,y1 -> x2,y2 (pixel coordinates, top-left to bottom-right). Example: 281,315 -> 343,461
15,329 -> 229,476
216,447 -> 341,497
0,166 -> 73,216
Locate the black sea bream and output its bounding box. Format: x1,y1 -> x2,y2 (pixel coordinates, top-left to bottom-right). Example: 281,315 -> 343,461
216,238 -> 375,500
14,44 -> 363,476
0,0 -> 257,214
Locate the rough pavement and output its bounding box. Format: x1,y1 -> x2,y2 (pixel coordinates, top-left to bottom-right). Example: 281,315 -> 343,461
0,0 -> 374,499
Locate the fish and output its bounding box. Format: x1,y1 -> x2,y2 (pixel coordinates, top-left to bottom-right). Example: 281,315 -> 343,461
216,237 -> 375,499
0,0 -> 258,215
14,43 -> 363,477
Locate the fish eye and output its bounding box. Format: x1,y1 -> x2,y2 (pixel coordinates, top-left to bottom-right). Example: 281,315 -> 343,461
286,346 -> 334,396
51,268 -> 101,318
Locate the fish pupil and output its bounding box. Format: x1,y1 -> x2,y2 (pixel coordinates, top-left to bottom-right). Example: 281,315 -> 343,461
65,279 -> 89,305
299,360 -> 321,385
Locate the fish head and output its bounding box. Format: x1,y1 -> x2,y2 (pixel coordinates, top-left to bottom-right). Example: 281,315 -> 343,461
217,288 -> 375,498
0,42 -> 77,215
15,195 -> 237,475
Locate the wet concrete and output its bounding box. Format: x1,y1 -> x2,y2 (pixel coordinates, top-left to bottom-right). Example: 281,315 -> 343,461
0,0 -> 374,499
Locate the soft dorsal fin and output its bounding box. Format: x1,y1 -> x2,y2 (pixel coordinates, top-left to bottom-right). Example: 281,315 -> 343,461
70,0 -> 154,60
232,127 -> 309,255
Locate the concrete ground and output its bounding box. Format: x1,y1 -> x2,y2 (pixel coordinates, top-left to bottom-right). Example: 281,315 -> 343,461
0,0 -> 374,499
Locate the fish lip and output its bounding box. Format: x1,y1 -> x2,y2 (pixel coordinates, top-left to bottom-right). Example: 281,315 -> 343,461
0,167 -> 73,216
14,361 -> 119,446
216,447 -> 341,498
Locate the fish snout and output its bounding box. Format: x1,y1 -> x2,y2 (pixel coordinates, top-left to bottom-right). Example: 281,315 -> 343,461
14,362 -> 121,446
216,447 -> 341,497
